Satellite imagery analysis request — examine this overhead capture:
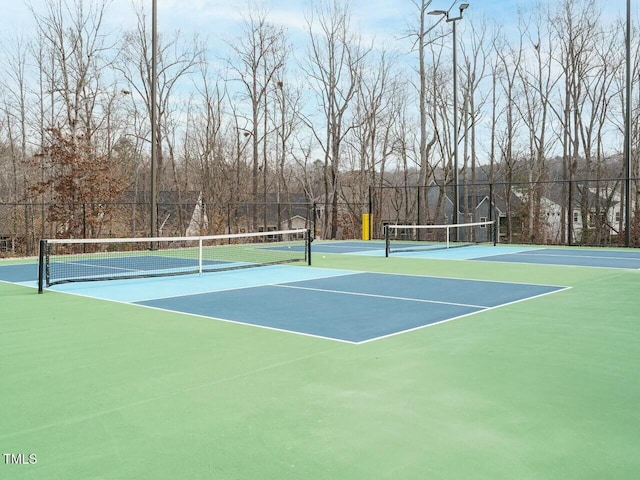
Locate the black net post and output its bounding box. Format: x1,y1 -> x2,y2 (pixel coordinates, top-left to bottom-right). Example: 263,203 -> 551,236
306,228 -> 312,265
37,239 -> 46,294
312,202 -> 317,239
384,225 -> 390,257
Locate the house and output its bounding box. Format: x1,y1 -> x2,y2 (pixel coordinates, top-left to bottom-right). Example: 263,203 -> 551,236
512,179 -> 627,244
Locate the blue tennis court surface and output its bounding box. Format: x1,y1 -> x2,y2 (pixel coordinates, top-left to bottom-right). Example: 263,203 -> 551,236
312,240 -> 386,254
1,246 -> 594,343
329,240 -> 640,268
0,263 -> 38,282
471,247 -> 640,269
48,255 -> 247,282
24,265 -> 566,344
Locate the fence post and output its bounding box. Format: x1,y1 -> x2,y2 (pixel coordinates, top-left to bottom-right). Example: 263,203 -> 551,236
24,203 -> 31,256
490,183 -> 497,245
568,179 -> 573,246
82,203 -> 87,243
361,213 -> 370,240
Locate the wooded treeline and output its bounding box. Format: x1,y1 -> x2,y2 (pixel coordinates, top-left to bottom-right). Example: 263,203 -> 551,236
0,0 -> 638,247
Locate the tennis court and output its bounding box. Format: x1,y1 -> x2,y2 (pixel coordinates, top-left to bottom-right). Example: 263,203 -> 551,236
21,265 -> 566,343
1,237 -> 639,479
340,237 -> 640,269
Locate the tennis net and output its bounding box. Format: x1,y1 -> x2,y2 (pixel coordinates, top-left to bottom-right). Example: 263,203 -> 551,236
38,228 -> 311,292
384,221 -> 495,256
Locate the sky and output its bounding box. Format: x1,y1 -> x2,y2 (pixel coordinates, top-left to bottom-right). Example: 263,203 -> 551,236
0,0 -> 633,56
0,0 -> 634,162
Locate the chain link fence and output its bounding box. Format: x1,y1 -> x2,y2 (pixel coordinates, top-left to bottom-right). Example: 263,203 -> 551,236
0,200 -> 346,257
370,178 -> 640,247
2,179 -> 639,258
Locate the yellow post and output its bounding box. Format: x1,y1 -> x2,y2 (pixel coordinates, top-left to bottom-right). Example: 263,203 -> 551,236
362,213 -> 370,240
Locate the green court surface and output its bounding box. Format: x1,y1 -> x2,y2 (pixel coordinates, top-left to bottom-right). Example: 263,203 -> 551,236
1,252 -> 639,479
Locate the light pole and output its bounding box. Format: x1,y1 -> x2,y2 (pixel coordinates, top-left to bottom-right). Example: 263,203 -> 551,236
429,3 -> 469,230
624,0 -> 631,246
151,0 -> 158,240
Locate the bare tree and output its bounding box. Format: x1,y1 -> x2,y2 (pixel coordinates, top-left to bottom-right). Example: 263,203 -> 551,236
459,17 -> 491,225
348,51 -> 400,210
494,29 -> 524,242
302,0 -> 370,238
227,7 -> 286,230
31,0 -> 117,143
271,74 -> 304,229
0,35 -> 30,249
28,0 -> 131,239
578,24 -> 622,243
406,0 -> 442,223
189,63 -> 228,206
117,3 -> 202,232
552,0 -> 601,243
514,3 -> 561,242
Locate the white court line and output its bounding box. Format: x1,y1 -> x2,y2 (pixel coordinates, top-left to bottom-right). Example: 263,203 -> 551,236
514,252 -> 640,261
356,285 -> 572,344
30,267 -> 574,345
336,268 -> 569,289
468,257 -> 640,271
462,246 -> 547,258
130,270 -> 363,303
30,278 -> 358,345
273,284 -> 489,309
128,302 -> 360,345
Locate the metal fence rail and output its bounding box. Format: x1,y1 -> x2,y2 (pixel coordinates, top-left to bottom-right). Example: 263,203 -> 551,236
2,178 -> 639,258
